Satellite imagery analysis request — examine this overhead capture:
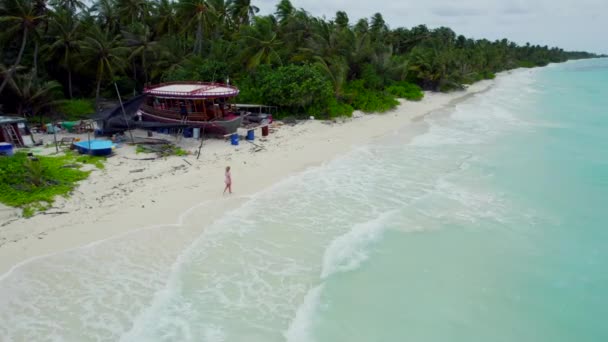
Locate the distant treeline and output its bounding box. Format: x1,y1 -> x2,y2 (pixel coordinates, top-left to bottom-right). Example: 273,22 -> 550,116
0,0 -> 601,119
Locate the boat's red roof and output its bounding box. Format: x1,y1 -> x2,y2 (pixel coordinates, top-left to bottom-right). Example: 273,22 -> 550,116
143,82 -> 239,99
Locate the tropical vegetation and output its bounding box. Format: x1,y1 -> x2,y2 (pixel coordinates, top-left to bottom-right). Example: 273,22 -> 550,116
0,0 -> 600,119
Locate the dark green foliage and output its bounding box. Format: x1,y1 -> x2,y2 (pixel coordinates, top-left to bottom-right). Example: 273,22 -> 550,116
360,64 -> 384,90
0,153 -> 92,216
386,82 -> 424,101
344,80 -> 399,113
163,57 -> 230,82
237,64 -> 333,118
56,99 -> 95,120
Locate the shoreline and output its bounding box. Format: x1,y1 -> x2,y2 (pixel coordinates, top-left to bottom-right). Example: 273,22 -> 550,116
0,77 -> 498,276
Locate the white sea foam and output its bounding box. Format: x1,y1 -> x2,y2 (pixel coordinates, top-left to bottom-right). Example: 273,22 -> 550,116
284,284 -> 324,342
321,210 -> 396,279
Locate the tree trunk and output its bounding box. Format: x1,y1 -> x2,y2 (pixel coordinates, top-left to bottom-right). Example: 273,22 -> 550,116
68,68 -> 73,99
34,41 -> 39,77
66,52 -> 73,98
142,52 -> 147,84
0,27 -> 28,95
95,74 -> 102,114
133,61 -> 137,97
194,18 -> 203,55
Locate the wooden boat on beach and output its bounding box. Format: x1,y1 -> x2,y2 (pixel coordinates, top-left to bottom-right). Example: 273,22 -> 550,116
139,82 -> 242,135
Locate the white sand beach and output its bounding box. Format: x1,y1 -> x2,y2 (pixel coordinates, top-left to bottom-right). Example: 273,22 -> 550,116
0,79 -> 494,275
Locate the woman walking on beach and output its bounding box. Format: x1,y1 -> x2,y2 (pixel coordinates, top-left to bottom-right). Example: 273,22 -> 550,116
224,166 -> 232,194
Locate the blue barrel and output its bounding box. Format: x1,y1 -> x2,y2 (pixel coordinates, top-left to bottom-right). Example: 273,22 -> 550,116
183,128 -> 193,138
230,133 -> 239,145
0,143 -> 14,156
246,129 -> 255,141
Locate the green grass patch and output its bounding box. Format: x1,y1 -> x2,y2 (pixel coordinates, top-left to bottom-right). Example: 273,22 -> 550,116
135,145 -> 146,154
75,155 -> 106,169
0,152 -> 95,217
56,99 -> 95,120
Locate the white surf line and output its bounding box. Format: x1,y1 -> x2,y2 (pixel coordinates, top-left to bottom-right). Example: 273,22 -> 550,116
0,154 -> 339,284
0,197 -> 247,282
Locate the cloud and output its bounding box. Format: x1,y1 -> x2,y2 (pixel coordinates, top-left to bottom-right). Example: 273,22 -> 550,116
252,0 -> 607,52
500,6 -> 529,15
431,6 -> 486,17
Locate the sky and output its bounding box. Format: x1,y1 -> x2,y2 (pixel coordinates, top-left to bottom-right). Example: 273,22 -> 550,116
254,0 -> 607,53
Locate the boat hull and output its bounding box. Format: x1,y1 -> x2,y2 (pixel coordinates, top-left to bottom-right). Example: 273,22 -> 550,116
140,110 -> 243,135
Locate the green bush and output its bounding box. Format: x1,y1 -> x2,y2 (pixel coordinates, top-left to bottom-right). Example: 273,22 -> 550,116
56,99 -> 95,120
344,80 -> 399,113
386,82 -> 424,101
482,71 -> 496,79
236,64 -> 334,118
0,153 -> 91,216
518,61 -> 537,68
326,98 -> 354,118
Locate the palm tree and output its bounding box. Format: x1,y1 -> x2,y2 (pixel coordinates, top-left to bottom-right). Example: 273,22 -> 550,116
7,71 -> 62,117
334,11 -> 348,29
90,0 -> 120,33
47,8 -> 80,98
306,19 -> 353,96
227,0 -> 258,27
78,25 -> 128,112
122,23 -> 156,84
238,16 -> 282,70
115,0 -> 149,26
176,0 -> 211,55
274,0 -> 294,24
153,0 -> 176,36
150,35 -> 191,81
31,0 -> 48,76
0,0 -> 45,95
314,55 -> 347,98
206,0 -> 232,38
49,0 -> 86,12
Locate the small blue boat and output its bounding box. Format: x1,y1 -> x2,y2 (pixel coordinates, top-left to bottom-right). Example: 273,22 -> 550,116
74,140 -> 115,156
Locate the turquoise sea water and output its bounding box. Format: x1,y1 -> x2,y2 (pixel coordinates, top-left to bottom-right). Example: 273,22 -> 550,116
1,58 -> 607,341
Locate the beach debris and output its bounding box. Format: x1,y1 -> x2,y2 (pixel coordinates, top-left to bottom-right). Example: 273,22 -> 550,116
246,140 -> 266,152
39,211 -> 69,215
123,156 -> 158,161
283,117 -> 297,125
129,168 -> 145,173
135,143 -> 188,157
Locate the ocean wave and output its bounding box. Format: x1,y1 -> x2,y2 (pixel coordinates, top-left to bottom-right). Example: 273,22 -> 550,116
321,210 -> 396,279
284,284 -> 324,342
